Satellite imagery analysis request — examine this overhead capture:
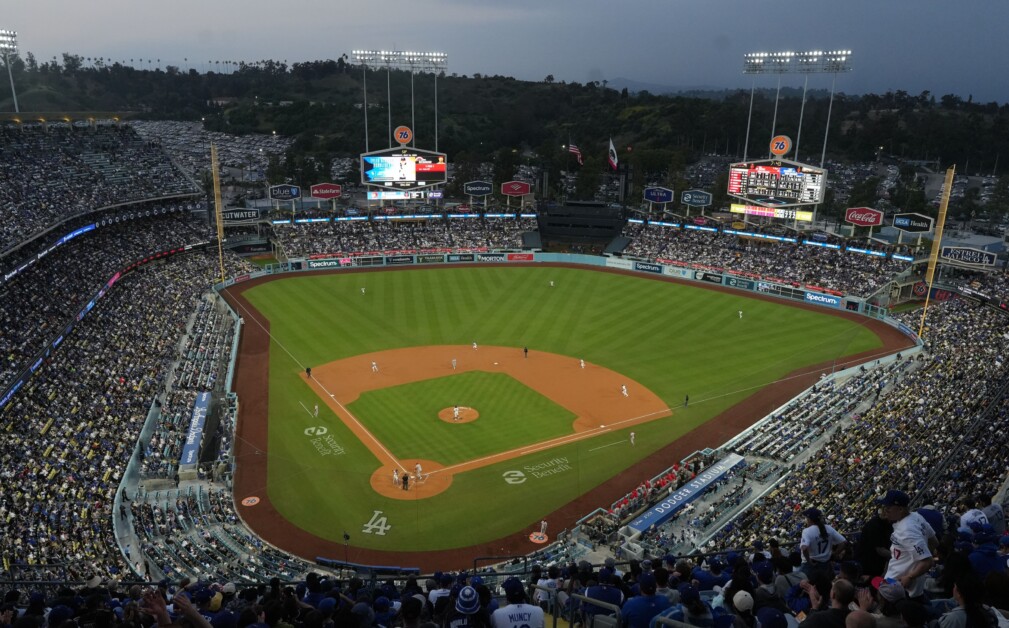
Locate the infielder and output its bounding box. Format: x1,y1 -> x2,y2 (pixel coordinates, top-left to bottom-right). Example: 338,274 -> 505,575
371,361 -> 379,373
472,341 -> 478,350
451,358 -> 457,370
415,462 -> 424,481
453,405 -> 460,421
621,385 -> 628,397
580,359 -> 585,369
630,431 -> 636,446
313,403 -> 319,417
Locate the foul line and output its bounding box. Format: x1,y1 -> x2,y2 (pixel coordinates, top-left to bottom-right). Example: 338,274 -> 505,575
224,288 -> 408,473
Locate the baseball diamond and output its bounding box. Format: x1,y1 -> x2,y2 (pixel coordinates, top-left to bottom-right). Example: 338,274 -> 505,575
223,263 -> 912,570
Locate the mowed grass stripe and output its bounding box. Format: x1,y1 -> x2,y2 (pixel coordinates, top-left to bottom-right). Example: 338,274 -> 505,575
346,372 -> 576,465
241,266 -> 886,550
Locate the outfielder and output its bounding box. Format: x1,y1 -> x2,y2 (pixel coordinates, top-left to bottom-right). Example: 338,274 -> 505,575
630,431 -> 636,446
361,287 -> 366,296
739,310 -> 743,319
314,403 -> 319,417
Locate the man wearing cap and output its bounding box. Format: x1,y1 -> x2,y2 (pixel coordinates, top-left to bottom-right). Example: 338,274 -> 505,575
444,585 -> 484,627
979,494 -> 1006,535
967,530 -> 1004,579
620,572 -> 671,628
583,568 -> 624,624
492,577 -> 544,628
878,489 -> 935,601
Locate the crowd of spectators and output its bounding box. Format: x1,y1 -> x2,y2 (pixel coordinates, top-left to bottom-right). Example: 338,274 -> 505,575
272,217 -> 535,258
621,222 -> 909,297
0,124 -> 199,251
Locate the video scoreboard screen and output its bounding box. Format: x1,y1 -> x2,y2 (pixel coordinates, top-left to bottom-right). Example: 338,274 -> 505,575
360,147 -> 448,190
727,159 -> 826,207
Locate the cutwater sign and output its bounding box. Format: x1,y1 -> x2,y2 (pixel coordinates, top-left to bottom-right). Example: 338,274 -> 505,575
805,291 -> 841,308
270,184 -> 302,201
628,453 -> 745,533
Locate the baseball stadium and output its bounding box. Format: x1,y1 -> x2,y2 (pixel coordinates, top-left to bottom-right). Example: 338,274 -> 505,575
3,51 -> 1009,628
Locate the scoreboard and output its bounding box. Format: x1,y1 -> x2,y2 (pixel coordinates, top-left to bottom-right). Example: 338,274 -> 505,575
727,159 -> 827,207
360,147 -> 448,190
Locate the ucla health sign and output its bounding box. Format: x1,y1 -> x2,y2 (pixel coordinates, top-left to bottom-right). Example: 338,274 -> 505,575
805,291 -> 841,308
628,453 -> 745,533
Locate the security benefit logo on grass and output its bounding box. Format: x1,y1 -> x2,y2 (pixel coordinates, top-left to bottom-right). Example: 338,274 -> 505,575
502,457 -> 573,484
303,426 -> 345,456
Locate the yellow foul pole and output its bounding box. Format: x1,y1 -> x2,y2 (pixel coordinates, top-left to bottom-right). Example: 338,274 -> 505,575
211,143 -> 227,284
917,166 -> 955,340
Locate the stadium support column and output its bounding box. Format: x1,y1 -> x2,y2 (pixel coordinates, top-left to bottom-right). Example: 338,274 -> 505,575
211,143 -> 227,284
917,166 -> 954,341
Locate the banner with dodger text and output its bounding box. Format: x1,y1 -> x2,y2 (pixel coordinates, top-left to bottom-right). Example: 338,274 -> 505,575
627,453 -> 746,533
180,392 -> 211,466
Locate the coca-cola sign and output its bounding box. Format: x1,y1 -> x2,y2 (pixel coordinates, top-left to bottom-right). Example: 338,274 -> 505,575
845,207 -> 883,227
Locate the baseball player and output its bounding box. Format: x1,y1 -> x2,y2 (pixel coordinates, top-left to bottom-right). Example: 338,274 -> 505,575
361,287 -> 366,296
550,280 -> 554,287
739,310 -> 743,319
472,341 -> 478,350
451,358 -> 457,370
621,385 -> 628,397
453,405 -> 460,421
524,346 -> 528,358
415,462 -> 423,482
313,403 -> 319,417
684,394 -> 689,407
371,361 -> 379,373
580,359 -> 585,369
392,468 -> 399,486
540,520 -> 548,535
630,431 -> 636,446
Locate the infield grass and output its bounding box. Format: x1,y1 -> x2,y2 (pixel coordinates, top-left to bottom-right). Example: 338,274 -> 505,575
347,371 -> 577,465
241,266 -> 884,550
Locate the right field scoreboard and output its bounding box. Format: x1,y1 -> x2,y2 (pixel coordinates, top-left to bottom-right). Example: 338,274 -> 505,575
727,159 -> 827,207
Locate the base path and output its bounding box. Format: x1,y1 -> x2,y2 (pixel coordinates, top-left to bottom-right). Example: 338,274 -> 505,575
221,263 -> 915,571
308,345 -> 672,499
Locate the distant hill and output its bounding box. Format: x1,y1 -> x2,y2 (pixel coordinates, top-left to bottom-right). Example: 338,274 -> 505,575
606,76 -> 837,101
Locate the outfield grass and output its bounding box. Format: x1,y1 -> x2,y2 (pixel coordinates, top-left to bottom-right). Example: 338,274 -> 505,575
242,266 -> 883,550
347,371 -> 577,465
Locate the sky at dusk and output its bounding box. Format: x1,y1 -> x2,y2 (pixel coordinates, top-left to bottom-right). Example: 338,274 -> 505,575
6,0 -> 1009,103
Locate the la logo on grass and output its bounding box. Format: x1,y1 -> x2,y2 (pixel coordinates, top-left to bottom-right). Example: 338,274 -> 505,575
362,510 -> 392,535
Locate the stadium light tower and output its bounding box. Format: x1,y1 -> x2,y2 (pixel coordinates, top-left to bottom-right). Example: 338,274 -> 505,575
352,50 -> 448,151
0,29 -> 20,113
742,52 -> 792,160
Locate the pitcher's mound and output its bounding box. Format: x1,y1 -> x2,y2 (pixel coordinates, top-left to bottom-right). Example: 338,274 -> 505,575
438,406 -> 479,424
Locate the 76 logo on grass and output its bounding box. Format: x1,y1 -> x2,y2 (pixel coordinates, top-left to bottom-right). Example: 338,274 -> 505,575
363,510 -> 392,536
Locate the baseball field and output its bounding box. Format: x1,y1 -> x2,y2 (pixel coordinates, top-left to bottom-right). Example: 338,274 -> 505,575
224,264 -> 910,569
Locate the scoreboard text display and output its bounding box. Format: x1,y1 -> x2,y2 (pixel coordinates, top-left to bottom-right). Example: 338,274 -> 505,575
727,159 -> 827,207
361,147 -> 448,190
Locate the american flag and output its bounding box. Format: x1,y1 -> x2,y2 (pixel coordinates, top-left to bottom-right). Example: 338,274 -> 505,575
568,143 -> 584,165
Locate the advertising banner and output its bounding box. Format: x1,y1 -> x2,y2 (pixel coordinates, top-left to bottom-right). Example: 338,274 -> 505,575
447,253 -> 475,262
663,266 -> 693,279
308,259 -> 351,269
354,256 -> 384,266
634,261 -> 662,274
627,454 -> 745,533
724,276 -> 755,290
940,246 -> 997,267
606,258 -> 634,270
845,207 -> 883,227
463,181 -> 494,196
180,392 -> 211,466
507,253 -> 534,261
643,187 -> 674,204
385,255 -> 415,265
477,253 -> 507,262
804,291 -> 841,308
310,183 -> 343,199
696,271 -> 723,284
501,181 -> 532,196
222,209 -> 261,222
269,184 -> 301,201
416,254 -> 445,264
893,213 -> 934,233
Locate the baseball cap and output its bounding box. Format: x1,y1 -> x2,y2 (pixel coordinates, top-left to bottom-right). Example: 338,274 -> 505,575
1000,536 -> 1009,547
604,557 -> 616,568
222,583 -> 236,594
708,558 -> 723,571
455,586 -> 480,614
210,611 -> 237,628
441,574 -> 455,586
598,568 -> 614,583
86,575 -> 103,589
502,577 -> 524,596
756,607 -> 788,628
876,490 -> 910,507
638,573 -> 657,593
318,597 -> 337,614
753,540 -> 764,550
733,591 -> 754,613
753,562 -> 774,583
679,584 -> 700,604
47,605 -> 74,628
